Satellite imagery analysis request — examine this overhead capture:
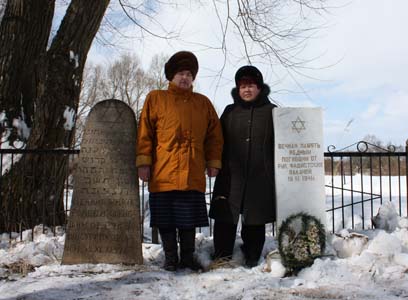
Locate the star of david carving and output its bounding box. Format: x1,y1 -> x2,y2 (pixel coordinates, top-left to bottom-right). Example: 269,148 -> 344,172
98,101 -> 128,129
292,116 -> 306,133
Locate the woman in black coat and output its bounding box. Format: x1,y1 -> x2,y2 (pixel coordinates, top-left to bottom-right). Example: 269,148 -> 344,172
209,65 -> 276,267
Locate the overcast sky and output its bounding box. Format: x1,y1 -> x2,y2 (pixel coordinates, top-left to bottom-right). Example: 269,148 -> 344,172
88,0 -> 408,149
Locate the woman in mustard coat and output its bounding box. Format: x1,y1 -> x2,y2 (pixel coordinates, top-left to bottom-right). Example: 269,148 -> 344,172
136,51 -> 223,271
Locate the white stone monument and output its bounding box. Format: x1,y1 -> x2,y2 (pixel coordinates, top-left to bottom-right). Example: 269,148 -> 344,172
273,107 -> 326,228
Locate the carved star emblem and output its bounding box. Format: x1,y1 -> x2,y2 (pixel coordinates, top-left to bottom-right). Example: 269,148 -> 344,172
292,116 -> 306,133
98,100 -> 129,128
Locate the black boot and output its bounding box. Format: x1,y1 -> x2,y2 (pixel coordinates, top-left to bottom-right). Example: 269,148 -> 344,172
241,225 -> 265,268
240,244 -> 259,268
159,228 -> 178,271
213,221 -> 237,260
179,229 -> 203,271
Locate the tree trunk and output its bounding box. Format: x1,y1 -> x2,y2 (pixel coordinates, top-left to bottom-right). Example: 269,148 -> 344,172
28,0 -> 110,149
0,0 -> 110,233
0,0 -> 54,145
0,151 -> 72,232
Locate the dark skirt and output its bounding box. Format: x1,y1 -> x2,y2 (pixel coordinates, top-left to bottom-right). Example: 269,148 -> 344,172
149,190 -> 209,229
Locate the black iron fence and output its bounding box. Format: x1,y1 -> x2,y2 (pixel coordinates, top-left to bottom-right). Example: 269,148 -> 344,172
324,141 -> 408,232
1,140 -> 407,240
0,148 -> 79,240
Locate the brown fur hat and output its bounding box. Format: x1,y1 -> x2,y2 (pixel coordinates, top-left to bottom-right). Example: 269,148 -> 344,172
165,51 -> 199,81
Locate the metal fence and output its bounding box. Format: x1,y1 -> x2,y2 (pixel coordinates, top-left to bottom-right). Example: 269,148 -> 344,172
1,140 -> 407,240
0,148 -> 79,239
324,141 -> 408,232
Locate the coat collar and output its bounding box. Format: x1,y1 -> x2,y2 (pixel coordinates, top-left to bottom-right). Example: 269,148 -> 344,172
231,84 -> 271,108
168,82 -> 193,96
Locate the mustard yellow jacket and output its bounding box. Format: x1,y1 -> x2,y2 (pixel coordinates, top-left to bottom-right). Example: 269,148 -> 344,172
136,82 -> 223,193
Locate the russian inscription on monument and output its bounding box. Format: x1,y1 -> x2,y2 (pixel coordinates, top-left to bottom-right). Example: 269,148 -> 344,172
62,99 -> 143,265
274,107 -> 326,227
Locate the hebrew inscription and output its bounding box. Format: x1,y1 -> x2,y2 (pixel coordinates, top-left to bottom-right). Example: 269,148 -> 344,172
62,99 -> 142,265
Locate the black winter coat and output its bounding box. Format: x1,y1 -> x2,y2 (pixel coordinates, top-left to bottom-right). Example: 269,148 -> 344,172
209,84 -> 276,225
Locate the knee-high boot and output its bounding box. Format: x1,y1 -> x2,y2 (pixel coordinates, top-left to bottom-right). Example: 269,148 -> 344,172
241,224 -> 266,268
179,228 -> 202,271
213,221 -> 237,260
159,228 -> 178,271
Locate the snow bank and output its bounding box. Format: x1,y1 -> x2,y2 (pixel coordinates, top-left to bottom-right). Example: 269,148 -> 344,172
0,226 -> 64,267
1,204 -> 408,299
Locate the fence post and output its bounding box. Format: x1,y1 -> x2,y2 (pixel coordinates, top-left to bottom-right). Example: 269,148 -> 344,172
406,139 -> 408,217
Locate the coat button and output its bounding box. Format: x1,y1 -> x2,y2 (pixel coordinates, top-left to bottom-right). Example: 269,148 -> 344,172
246,138 -> 250,142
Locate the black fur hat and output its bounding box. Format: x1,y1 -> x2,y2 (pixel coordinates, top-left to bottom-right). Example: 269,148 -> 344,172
235,65 -> 264,88
165,51 -> 199,81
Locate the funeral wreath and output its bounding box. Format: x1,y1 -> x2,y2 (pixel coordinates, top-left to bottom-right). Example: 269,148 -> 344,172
278,212 -> 326,273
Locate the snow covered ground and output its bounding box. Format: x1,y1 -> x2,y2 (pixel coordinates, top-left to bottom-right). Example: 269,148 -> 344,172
1,203 -> 408,300
1,175 -> 408,299
326,175 -> 407,232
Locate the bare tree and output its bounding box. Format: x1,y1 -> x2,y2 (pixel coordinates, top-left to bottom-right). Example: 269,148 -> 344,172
0,0 -> 332,232
102,54 -> 151,115
0,1 -> 55,147
118,0 -> 332,77
0,0 -> 109,232
147,53 -> 168,91
227,1 -> 329,66
74,63 -> 106,148
111,0 -> 334,100
101,53 -> 168,117
361,134 -> 385,152
74,53 -> 168,147
1,0 -> 332,149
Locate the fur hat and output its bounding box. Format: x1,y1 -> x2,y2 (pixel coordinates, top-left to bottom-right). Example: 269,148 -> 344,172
235,65 -> 264,88
165,51 -> 199,81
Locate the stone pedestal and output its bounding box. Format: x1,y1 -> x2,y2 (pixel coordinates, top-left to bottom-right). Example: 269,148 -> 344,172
273,107 -> 326,228
62,99 -> 142,265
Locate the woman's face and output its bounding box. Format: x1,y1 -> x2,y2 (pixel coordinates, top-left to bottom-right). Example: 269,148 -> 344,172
171,70 -> 193,89
239,83 -> 261,102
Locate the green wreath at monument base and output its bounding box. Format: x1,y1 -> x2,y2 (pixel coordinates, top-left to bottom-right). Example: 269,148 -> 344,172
278,212 -> 326,274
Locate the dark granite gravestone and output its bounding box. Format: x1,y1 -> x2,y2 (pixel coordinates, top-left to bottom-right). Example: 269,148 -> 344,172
62,99 -> 142,265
